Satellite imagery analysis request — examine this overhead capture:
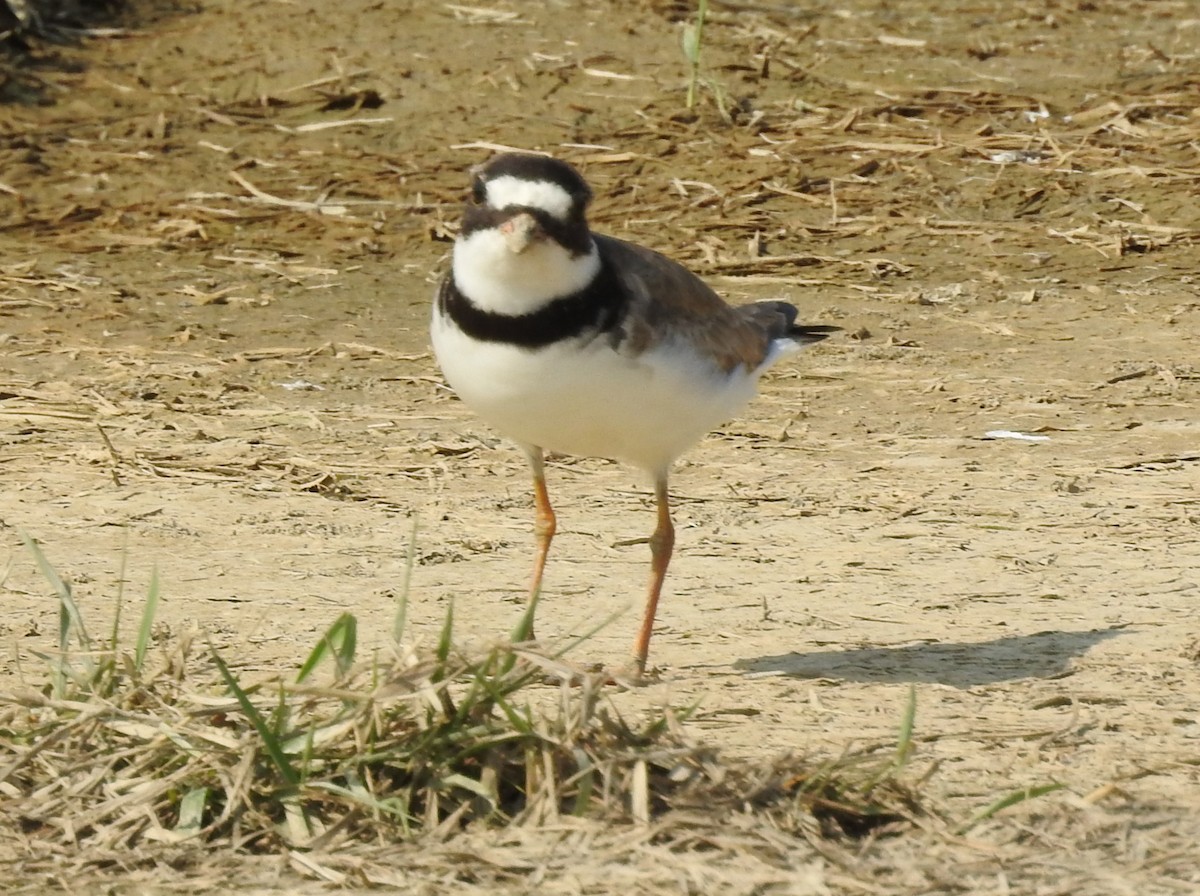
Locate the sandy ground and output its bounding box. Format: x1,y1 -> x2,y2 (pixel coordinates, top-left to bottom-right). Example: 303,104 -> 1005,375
2,0 -> 1199,892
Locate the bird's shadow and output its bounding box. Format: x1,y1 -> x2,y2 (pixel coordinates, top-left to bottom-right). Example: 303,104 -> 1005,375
735,626 -> 1130,689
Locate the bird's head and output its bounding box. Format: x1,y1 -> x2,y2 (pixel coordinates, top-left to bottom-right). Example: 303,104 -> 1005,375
451,153 -> 600,314
461,152 -> 593,256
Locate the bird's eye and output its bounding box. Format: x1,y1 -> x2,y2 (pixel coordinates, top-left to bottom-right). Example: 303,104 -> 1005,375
470,179 -> 486,205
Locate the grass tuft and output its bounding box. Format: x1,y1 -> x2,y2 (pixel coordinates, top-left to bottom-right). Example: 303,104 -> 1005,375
0,540 -> 926,859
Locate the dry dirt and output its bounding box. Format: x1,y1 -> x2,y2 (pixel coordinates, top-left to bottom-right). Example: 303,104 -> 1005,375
2,0 -> 1199,892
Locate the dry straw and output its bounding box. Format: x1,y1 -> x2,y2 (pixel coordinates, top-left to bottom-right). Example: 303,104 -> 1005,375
1,535 -> 919,866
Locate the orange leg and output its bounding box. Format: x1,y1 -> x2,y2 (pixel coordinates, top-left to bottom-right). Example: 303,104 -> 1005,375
632,473 -> 674,675
523,448 -> 556,641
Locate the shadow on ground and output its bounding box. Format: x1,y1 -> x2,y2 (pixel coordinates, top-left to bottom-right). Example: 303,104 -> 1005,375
1,0 -> 195,105
736,627 -> 1131,688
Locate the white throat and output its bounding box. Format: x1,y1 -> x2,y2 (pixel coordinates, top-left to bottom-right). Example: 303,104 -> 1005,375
452,228 -> 600,316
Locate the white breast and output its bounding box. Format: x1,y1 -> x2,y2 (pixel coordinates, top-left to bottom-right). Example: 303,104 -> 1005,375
431,308 -> 769,475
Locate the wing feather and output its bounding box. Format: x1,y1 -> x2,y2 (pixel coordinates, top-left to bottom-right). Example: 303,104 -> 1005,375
595,235 -> 776,372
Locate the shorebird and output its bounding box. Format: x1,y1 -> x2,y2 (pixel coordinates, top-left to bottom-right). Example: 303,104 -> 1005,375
431,152 -> 836,674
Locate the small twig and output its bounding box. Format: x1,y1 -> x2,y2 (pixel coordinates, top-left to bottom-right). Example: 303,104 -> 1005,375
1096,367 -> 1155,387
277,117 -> 393,134
228,171 -> 348,216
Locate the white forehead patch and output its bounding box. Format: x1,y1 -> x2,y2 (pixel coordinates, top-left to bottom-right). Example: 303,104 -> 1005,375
485,175 -> 575,220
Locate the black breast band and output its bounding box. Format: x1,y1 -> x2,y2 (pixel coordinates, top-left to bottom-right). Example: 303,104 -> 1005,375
438,252 -> 627,349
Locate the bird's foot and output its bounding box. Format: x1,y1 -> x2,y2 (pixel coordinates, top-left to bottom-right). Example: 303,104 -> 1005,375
537,662 -> 659,689
619,661 -> 662,687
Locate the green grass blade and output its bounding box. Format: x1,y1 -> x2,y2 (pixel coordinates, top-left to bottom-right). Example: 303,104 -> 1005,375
546,606 -> 619,660
109,533 -> 129,656
269,682 -> 291,747
482,671 -> 536,734
959,782 -> 1065,833
571,747 -> 595,816
502,598 -> 618,677
210,642 -> 300,787
394,516 -> 419,644
22,532 -> 91,651
440,771 -> 497,803
22,532 -> 91,696
306,781 -> 415,825
895,684 -> 916,770
426,605 -> 459,710
510,587 -> 539,644
134,566 -> 161,674
683,0 -> 708,108
296,612 -> 357,683
499,589 -> 543,676
295,726 -> 317,784
435,599 -> 455,668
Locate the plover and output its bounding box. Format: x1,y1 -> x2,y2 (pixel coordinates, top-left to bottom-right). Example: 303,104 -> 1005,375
431,152 -> 836,674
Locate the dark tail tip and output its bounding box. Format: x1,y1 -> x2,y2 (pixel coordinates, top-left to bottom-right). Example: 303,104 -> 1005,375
790,324 -> 841,344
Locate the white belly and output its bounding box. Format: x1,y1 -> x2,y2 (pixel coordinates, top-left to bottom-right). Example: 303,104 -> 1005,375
431,311 -> 775,474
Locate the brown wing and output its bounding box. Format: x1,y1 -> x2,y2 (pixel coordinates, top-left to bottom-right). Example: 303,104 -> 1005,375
594,234 -> 776,373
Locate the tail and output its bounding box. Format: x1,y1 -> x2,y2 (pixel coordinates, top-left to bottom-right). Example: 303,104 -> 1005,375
788,323 -> 841,345
739,300 -> 840,345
